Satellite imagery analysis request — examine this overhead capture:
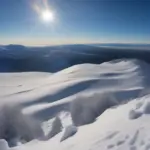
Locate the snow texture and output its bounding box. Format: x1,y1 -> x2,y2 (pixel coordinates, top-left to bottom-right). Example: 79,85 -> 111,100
46,116 -> 62,139
0,139 -> 8,150
70,93 -> 118,126
60,125 -> 77,142
0,105 -> 43,147
128,110 -> 142,119
0,57 -> 150,150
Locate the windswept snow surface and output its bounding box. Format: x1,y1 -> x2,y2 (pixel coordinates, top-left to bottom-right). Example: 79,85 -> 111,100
1,59 -> 150,150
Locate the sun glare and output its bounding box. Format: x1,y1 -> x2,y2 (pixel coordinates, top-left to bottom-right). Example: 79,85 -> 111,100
42,10 -> 54,22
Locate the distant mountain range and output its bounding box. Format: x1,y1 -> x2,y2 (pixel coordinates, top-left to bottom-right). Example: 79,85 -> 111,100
0,44 -> 150,72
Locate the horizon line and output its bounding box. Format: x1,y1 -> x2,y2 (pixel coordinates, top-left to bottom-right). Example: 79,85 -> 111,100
1,42 -> 150,47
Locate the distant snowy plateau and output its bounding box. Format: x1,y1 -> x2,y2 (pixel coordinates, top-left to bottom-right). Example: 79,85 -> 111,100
0,44 -> 150,150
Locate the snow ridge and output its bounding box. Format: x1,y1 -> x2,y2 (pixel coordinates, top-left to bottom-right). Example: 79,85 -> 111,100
0,59 -> 150,150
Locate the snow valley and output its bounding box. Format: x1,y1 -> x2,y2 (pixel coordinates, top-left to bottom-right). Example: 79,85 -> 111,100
0,44 -> 150,150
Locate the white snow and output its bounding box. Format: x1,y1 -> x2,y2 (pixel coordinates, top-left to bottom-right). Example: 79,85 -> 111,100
60,125 -> 77,142
128,109 -> 142,119
0,59 -> 150,150
70,93 -> 118,125
0,139 -> 8,150
46,116 -> 62,139
0,105 -> 43,147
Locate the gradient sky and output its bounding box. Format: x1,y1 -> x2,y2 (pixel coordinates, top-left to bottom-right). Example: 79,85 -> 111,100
0,0 -> 150,46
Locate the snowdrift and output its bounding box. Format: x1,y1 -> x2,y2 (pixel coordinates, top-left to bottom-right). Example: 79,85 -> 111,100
70,93 -> 118,126
0,139 -> 8,150
0,58 -> 150,150
0,105 -> 43,147
60,125 -> 77,142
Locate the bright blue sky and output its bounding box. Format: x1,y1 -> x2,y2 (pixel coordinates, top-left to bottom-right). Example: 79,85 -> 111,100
0,0 -> 150,46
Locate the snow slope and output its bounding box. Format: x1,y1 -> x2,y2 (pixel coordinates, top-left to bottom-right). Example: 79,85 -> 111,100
0,59 -> 150,150
14,95 -> 150,150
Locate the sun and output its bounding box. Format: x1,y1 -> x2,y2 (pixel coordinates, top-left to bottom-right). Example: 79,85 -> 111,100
42,10 -> 54,22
